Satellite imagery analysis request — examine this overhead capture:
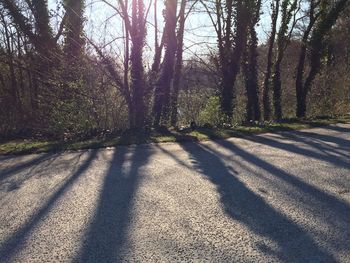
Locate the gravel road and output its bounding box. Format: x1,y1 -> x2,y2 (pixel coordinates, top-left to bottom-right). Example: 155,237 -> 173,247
0,124 -> 349,262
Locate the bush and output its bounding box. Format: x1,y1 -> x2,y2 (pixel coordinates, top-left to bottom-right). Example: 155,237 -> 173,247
198,96 -> 223,126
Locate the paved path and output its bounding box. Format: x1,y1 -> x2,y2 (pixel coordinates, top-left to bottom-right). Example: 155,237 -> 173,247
0,124 -> 349,262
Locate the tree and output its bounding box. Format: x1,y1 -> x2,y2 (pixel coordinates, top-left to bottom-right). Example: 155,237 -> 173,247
201,0 -> 250,122
242,0 -> 262,122
1,0 -> 58,62
129,0 -> 147,128
96,0 -> 147,129
296,0 -> 349,118
170,0 -> 187,127
63,0 -> 85,64
295,0 -> 321,118
153,0 -> 178,127
0,12 -> 21,115
1,0 -> 63,129
271,0 -> 299,120
1,0 -> 349,139
263,0 -> 280,120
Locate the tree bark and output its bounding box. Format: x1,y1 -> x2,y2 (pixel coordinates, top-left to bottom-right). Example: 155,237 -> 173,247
129,0 -> 146,128
171,0 -> 187,127
220,0 -> 249,120
153,0 -> 178,127
295,1 -> 318,118
263,0 -> 280,120
63,0 -> 84,64
272,0 -> 298,120
243,0 -> 261,122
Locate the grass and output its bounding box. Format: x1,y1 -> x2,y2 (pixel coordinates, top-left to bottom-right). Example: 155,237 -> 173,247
1,115 -> 349,155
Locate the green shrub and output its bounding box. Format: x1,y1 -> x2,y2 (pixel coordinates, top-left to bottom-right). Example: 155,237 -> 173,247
198,96 -> 224,126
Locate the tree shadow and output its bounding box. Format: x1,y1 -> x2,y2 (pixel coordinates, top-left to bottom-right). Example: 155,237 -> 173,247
0,150 -> 98,262
215,138 -> 350,216
75,145 -> 153,262
321,124 -> 350,134
280,130 -> 350,160
0,153 -> 58,182
179,141 -> 337,262
213,139 -> 350,256
0,153 -> 84,193
0,155 -> 24,162
243,133 -> 350,169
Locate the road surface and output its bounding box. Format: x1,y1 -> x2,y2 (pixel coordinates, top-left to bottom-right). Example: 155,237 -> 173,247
0,124 -> 349,262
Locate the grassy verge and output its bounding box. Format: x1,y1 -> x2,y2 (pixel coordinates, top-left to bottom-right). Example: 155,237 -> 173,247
1,116 -> 349,155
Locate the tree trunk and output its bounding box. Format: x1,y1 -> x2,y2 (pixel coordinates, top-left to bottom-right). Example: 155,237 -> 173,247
272,64 -> 282,120
220,68 -> 236,119
220,0 -> 249,121
170,0 -> 186,127
298,0 -> 348,117
243,25 -> 261,122
63,0 -> 84,63
263,0 -> 280,120
295,15 -> 314,118
153,0 -> 178,127
243,0 -> 261,122
130,0 -> 146,128
271,0 -> 298,120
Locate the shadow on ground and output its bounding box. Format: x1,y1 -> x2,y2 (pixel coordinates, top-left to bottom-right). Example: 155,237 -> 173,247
0,153 -> 57,182
0,150 -> 98,262
244,132 -> 350,169
1,125 -> 349,262
178,133 -> 349,261
0,153 -> 85,193
75,146 -> 153,262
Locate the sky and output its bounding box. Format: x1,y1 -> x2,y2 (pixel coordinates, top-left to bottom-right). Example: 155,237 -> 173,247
48,0 -> 274,62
